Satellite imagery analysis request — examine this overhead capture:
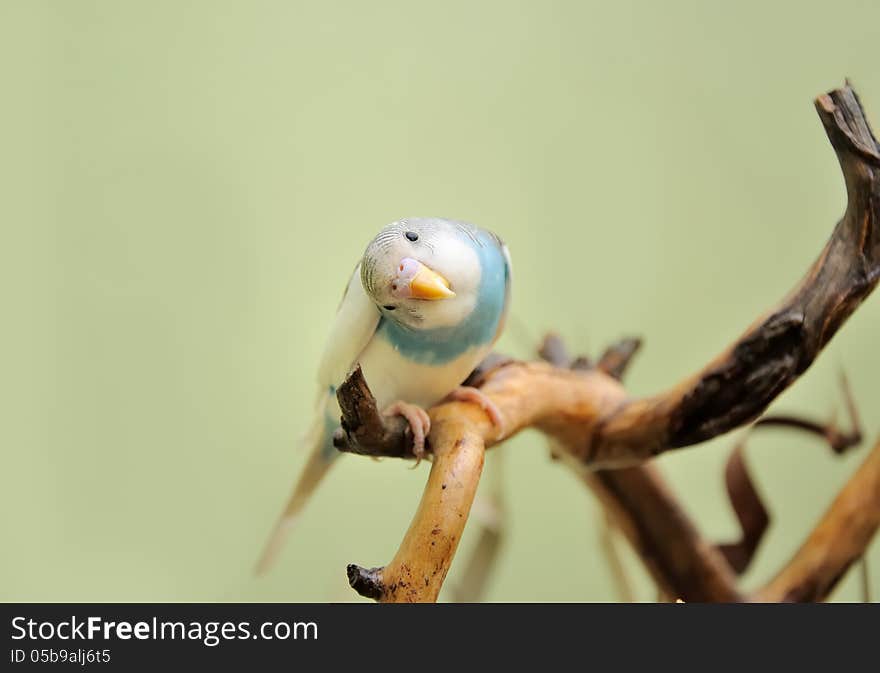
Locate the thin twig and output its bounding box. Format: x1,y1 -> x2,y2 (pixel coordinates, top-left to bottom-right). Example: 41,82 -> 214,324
753,435 -> 880,602
598,507 -> 636,602
755,372 -> 862,454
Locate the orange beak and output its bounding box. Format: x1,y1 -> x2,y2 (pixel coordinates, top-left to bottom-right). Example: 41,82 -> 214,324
392,258 -> 455,300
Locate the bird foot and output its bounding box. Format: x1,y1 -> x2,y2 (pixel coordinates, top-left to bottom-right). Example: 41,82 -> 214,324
382,400 -> 431,464
445,386 -> 505,437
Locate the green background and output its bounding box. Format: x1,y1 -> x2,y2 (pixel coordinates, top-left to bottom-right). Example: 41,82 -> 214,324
3,0 -> 879,602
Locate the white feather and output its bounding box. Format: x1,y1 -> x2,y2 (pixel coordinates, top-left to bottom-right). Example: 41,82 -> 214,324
316,263 -> 381,388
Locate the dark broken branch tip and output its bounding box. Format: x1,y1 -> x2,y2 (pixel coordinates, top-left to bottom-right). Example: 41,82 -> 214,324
597,337 -> 643,380
347,564 -> 385,601
816,83 -> 880,163
537,332 -> 571,367
570,355 -> 594,371
334,365 -> 417,459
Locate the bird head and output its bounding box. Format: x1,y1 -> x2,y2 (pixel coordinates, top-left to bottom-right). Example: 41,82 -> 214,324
360,218 -> 481,329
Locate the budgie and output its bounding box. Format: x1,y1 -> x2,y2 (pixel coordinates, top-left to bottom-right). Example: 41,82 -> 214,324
256,217 -> 512,574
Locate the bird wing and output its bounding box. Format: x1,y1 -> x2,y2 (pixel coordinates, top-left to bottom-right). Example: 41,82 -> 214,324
316,262 -> 382,388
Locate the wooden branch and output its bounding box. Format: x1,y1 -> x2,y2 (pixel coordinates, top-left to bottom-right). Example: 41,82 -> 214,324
347,420 -> 485,602
335,355 -> 516,459
716,443 -> 770,574
537,332 -> 572,368
587,366 -> 871,600
450,450 -> 506,602
754,372 -> 863,454
541,334 -> 741,602
583,464 -> 742,601
579,83 -> 880,466
339,82 -> 880,602
338,360 -> 632,463
753,434 -> 880,602
716,373 -> 863,572
596,337 -> 642,380
333,364 -> 411,458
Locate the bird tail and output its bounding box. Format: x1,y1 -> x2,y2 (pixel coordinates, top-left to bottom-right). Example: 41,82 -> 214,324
254,393 -> 339,575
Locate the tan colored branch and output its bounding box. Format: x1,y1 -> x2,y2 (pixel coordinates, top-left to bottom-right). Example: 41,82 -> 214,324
347,421 -> 485,603
340,359 -> 631,461
450,450 -> 506,602
753,435 -> 880,602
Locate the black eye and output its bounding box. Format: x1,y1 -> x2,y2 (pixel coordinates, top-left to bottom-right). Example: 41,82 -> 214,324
383,305 -> 396,311
405,231 -> 419,242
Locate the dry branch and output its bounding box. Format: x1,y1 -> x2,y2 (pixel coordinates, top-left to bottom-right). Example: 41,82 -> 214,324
347,420 -> 485,602
584,464 -> 742,602
753,435 -> 880,602
540,334 -> 741,602
450,451 -> 506,603
596,337 -> 642,380
716,374 -> 864,574
337,82 -> 880,602
754,373 -> 863,454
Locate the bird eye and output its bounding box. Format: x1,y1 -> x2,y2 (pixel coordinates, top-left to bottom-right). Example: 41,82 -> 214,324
405,231 -> 419,242
383,305 -> 396,311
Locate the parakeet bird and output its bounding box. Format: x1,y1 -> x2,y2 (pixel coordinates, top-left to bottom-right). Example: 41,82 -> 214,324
255,217 -> 511,574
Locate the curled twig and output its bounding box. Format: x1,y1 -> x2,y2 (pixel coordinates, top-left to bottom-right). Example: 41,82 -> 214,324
716,371 -> 863,573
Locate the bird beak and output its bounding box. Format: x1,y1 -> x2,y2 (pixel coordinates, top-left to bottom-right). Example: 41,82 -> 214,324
411,264 -> 455,299
393,258 -> 456,300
